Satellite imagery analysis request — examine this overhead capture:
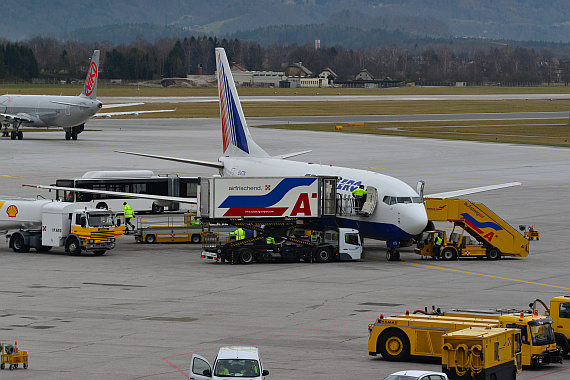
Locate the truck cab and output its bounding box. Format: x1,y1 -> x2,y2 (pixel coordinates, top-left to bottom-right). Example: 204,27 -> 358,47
323,228 -> 363,260
190,346 -> 269,380
548,296 -> 570,357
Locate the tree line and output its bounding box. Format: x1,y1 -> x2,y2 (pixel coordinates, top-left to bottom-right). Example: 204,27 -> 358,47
2,36 -> 570,85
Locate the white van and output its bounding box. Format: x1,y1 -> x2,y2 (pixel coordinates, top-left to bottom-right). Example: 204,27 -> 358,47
190,346 -> 269,380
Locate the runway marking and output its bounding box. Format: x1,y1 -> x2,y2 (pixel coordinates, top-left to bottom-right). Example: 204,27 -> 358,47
162,316 -> 377,378
0,174 -> 23,179
368,256 -> 570,291
523,368 -> 570,379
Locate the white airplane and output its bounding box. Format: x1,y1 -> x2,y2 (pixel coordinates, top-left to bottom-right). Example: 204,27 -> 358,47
26,48 -> 520,259
0,50 -> 175,141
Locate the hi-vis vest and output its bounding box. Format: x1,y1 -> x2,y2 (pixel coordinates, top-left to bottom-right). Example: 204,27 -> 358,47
124,204 -> 134,218
231,228 -> 245,240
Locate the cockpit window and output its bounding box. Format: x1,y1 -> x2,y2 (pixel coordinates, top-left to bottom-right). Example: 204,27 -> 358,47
383,196 -> 423,205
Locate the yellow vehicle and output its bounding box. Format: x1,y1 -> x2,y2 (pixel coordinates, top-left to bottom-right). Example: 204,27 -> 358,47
442,327 -> 522,380
134,213 -> 204,244
1,342 -> 28,370
529,296 -> 570,358
519,225 -> 540,240
418,198 -> 529,260
368,311 -> 562,366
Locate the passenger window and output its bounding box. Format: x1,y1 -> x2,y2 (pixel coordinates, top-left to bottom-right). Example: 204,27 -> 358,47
560,303 -> 570,318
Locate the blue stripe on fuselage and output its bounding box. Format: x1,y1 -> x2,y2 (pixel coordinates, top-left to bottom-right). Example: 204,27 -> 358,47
317,217 -> 416,242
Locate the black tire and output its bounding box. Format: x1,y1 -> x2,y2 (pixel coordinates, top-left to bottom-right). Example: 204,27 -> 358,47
239,248 -> 254,264
1,363 -> 4,369
378,328 -> 411,361
386,249 -> 400,261
23,363 -> 28,369
151,203 -> 164,213
10,234 -> 30,253
65,131 -> 71,140
556,335 -> 570,358
93,250 -> 106,256
441,247 -> 457,261
191,234 -> 201,244
486,247 -> 501,260
10,131 -> 16,140
35,245 -> 52,252
145,234 -> 156,244
71,130 -> 78,140
96,202 -> 108,210
17,131 -> 23,140
315,247 -> 332,263
65,238 -> 82,256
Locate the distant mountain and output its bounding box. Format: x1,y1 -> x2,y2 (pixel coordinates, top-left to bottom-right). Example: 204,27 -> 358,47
2,0 -> 570,44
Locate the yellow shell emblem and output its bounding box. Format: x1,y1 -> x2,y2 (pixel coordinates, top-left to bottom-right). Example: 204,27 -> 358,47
6,204 -> 18,218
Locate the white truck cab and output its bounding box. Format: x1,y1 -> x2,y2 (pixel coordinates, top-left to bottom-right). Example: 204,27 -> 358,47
190,346 -> 269,380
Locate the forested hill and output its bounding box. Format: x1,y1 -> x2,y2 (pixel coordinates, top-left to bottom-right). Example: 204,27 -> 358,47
2,0 -> 570,44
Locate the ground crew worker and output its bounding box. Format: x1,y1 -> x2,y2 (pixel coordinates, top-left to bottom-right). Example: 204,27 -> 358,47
266,236 -> 275,245
241,362 -> 258,377
191,216 -> 200,225
123,201 -> 135,232
434,232 -> 443,260
216,363 -> 230,376
230,227 -> 245,241
352,184 -> 367,212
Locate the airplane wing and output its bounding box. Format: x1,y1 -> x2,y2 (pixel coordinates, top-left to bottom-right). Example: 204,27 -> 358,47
0,112 -> 34,122
425,182 -> 522,198
50,101 -> 92,108
23,184 -> 197,204
115,150 -> 224,169
101,103 -> 144,109
273,150 -> 312,159
95,108 -> 177,119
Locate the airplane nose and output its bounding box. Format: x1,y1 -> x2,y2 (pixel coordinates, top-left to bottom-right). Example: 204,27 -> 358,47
402,204 -> 429,236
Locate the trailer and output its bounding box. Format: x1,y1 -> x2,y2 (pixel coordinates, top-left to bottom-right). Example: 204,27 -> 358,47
417,198 -> 529,260
1,342 -> 28,370
134,213 -> 204,244
198,176 -> 363,263
442,327 -> 522,379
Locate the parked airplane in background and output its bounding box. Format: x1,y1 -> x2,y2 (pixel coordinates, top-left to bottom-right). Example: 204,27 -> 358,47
27,48 -> 520,259
0,50 -> 175,141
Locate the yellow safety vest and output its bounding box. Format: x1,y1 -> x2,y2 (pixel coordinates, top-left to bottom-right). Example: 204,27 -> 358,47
124,204 -> 134,218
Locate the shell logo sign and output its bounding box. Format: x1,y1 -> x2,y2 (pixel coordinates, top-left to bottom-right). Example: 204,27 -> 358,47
6,204 -> 18,217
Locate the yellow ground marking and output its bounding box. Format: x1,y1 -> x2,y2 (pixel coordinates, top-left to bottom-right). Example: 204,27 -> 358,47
368,255 -> 570,290
0,175 -> 24,179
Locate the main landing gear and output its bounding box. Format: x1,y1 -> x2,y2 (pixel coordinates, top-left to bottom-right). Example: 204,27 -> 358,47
2,120 -> 23,140
386,248 -> 401,261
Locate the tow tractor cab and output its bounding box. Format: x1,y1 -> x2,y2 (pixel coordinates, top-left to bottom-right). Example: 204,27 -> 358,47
190,346 -> 269,380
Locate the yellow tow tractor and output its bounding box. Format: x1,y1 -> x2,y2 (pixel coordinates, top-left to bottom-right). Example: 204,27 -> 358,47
1,342 -> 28,370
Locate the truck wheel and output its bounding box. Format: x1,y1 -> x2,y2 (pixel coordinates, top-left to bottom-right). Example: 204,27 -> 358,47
315,247 -> 332,263
239,249 -> 254,264
35,245 -> 52,252
152,203 -> 164,213
378,328 -> 410,361
145,234 -> 156,243
65,238 -> 81,256
10,234 -> 30,253
191,234 -> 201,243
93,250 -> 106,256
486,247 -> 501,260
556,335 -> 570,358
441,247 -> 457,261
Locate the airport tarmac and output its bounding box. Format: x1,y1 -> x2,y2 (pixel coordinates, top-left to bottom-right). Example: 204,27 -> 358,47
1,118 -> 569,379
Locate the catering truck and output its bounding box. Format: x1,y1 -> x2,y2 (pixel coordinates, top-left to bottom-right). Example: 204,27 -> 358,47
0,199 -> 124,255
198,176 -> 363,264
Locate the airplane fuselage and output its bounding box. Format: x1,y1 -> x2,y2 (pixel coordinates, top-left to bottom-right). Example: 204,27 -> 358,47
219,156 -> 429,243
0,94 -> 102,128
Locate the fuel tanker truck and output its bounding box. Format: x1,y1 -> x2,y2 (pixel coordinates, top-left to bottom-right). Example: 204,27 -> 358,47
0,198 -> 125,255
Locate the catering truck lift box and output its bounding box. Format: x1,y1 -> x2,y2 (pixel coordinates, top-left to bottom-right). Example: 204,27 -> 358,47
0,199 -> 124,255
367,311 -> 561,366
198,176 -> 363,264
442,327 -> 522,380
416,198 -> 529,260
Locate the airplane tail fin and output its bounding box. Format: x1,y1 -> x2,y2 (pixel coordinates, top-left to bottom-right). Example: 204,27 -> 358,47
80,50 -> 100,100
215,48 -> 269,158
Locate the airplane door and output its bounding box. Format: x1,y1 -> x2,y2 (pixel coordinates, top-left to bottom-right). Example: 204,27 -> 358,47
65,105 -> 71,116
360,186 -> 377,216
189,354 -> 212,380
35,101 -> 40,117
